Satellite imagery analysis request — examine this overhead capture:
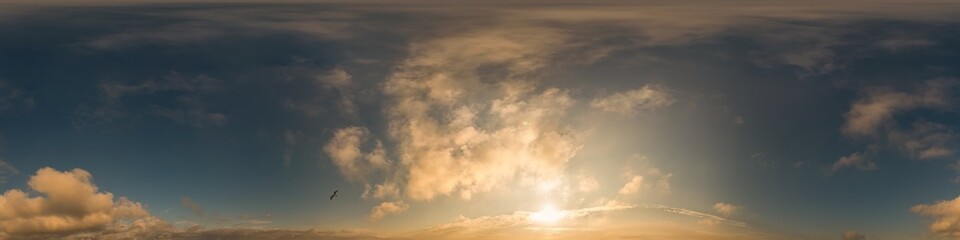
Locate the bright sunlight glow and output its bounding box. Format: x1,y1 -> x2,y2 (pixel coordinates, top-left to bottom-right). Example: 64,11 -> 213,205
529,204 -> 565,224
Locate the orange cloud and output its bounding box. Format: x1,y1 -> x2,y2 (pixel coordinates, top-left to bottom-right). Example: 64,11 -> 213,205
367,201 -> 409,223
0,167 -> 155,237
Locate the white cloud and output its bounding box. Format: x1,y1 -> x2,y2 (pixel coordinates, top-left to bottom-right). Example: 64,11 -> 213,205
0,167 -> 154,237
618,155 -> 673,196
831,151 -> 878,173
323,127 -> 391,182
842,78 -> 955,137
367,201 -> 409,223
912,195 -> 960,237
713,202 -> 741,216
577,175 -> 599,193
377,25 -> 584,202
618,176 -> 644,195
363,182 -> 401,200
591,85 -> 674,115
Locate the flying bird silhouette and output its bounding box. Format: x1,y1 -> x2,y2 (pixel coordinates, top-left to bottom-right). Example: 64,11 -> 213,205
330,190 -> 338,200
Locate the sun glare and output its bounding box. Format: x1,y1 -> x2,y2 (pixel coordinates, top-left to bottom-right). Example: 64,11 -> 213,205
530,204 -> 565,224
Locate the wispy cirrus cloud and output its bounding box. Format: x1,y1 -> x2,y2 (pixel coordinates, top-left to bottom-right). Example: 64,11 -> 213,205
835,79 -> 958,172
76,72 -> 226,128
591,85 -> 674,116
410,202 -> 754,240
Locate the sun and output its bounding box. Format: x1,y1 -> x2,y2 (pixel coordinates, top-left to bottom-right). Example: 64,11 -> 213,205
529,204 -> 565,224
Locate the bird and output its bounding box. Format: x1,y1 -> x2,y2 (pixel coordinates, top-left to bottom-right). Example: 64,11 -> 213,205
330,190 -> 338,200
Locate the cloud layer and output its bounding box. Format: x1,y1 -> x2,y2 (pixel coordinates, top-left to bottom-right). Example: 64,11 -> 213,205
913,195 -> 960,237
0,168 -> 154,237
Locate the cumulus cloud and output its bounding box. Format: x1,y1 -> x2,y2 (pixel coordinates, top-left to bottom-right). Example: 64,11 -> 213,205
842,231 -> 866,240
842,78 -> 955,137
713,202 -> 741,216
363,182 -> 400,200
618,155 -> 673,196
367,201 -> 409,223
618,176 -> 644,195
830,151 -> 878,173
323,126 -> 391,182
377,25 -> 584,202
180,196 -> 204,217
0,167 -> 154,237
912,195 -> 960,237
591,85 -> 674,115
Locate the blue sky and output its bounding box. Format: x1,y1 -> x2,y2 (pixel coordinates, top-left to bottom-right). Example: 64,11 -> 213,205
1,1 -> 960,239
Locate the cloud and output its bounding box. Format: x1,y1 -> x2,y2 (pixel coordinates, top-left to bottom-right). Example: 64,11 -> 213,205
76,72 -> 225,128
363,182 -> 400,200
912,195 -> 960,237
0,80 -> 33,112
284,65 -> 364,118
85,7 -> 357,49
0,167 -> 154,237
323,126 -> 391,182
842,78 -> 956,137
713,202 -> 741,216
877,38 -> 936,51
618,155 -> 673,196
887,120 -> 956,160
618,176 -> 644,195
377,24 -> 585,202
831,151 -> 878,173
0,160 -> 19,185
413,201 -> 756,239
180,196 -> 204,217
367,201 -> 409,223
415,203 -> 634,239
80,227 -> 397,240
87,22 -> 228,49
591,85 -> 674,115
839,79 -> 958,169
645,204 -> 747,228
842,231 -> 866,240
316,67 -> 353,89
576,175 -> 599,193
284,66 -> 364,118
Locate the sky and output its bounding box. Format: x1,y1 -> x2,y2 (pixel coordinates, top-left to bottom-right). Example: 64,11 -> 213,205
1,1 -> 960,239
